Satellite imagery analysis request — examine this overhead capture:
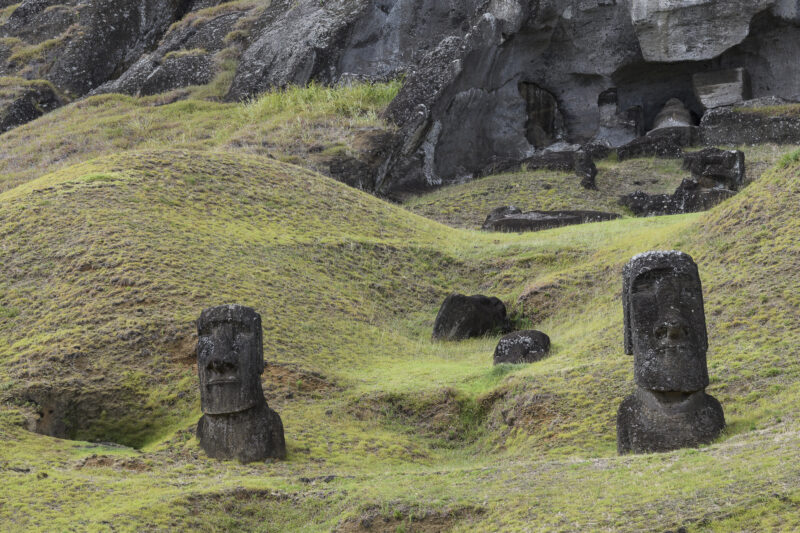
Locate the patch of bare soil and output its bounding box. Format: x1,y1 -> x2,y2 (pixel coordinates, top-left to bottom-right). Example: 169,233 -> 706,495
74,454 -> 148,472
336,506 -> 484,533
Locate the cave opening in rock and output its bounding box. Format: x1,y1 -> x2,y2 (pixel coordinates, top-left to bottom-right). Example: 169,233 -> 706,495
518,82 -> 564,148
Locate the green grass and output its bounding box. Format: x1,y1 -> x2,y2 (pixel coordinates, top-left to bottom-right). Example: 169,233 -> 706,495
1,139 -> 800,530
1,72 -> 800,530
403,157 -> 687,228
733,103 -> 800,117
0,81 -> 400,194
405,145 -> 791,229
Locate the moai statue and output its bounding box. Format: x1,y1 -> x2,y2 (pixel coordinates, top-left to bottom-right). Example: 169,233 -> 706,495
196,305 -> 286,463
617,251 -> 725,454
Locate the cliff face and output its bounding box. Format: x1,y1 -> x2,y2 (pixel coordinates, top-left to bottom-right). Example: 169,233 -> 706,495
1,0 -> 799,195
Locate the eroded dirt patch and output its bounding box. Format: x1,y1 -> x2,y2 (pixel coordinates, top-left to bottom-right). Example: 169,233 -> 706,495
336,505 -> 485,533
74,454 -> 148,472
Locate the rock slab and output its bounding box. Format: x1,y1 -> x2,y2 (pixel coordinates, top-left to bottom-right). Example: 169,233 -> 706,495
483,206 -> 620,233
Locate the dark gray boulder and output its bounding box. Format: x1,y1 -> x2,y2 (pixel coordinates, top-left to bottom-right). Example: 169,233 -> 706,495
620,179 -> 736,217
683,148 -> 746,190
483,207 -> 621,233
493,330 -> 551,365
432,294 -> 511,342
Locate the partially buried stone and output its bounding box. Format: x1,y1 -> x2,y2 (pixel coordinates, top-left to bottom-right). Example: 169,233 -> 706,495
641,98 -> 699,150
196,304 -> 286,463
651,98 -> 693,131
493,330 -> 551,365
619,179 -> 735,217
482,206 -> 620,233
682,148 -> 746,190
433,294 -> 511,341
617,251 -> 725,454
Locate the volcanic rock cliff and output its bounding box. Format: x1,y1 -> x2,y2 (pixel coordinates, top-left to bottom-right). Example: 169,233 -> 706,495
1,0 -> 798,196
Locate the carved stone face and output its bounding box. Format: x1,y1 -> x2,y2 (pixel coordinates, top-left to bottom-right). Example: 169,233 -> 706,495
624,252 -> 708,392
197,305 -> 264,415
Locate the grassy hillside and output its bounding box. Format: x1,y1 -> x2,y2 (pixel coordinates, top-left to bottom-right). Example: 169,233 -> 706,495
2,86 -> 800,531
405,145 -> 790,229
0,81 -> 400,194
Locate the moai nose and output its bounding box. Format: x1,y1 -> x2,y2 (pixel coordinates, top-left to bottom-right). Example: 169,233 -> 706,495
656,317 -> 688,341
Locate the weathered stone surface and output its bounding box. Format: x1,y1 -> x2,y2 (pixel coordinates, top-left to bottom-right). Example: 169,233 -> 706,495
620,179 -> 736,217
196,305 -> 286,463
432,294 -> 511,342
197,402 -> 286,463
485,150 -> 598,190
650,98 -> 693,132
95,8 -> 244,96
616,132 -> 686,161
0,80 -> 64,133
622,251 -> 709,391
2,0 -> 800,188
683,148 -> 746,190
617,389 -> 726,454
493,330 -> 551,365
482,207 -> 620,233
701,97 -> 800,145
594,88 -> 644,148
618,251 -> 724,454
48,0 -> 191,96
629,0 -> 773,62
693,68 -> 751,111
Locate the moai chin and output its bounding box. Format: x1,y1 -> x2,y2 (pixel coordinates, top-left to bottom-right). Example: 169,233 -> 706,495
196,305 -> 286,463
617,251 -> 725,454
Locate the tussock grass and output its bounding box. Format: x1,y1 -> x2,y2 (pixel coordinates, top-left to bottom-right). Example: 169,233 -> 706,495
0,80 -> 400,194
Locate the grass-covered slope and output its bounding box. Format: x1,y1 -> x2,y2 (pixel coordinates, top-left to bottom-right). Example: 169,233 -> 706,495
404,145 -> 791,229
0,81 -> 399,194
2,142 -> 800,531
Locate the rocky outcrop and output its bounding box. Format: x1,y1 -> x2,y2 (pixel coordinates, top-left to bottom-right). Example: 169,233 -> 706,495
0,78 -> 64,133
0,0 -> 799,195
701,98 -> 800,146
693,69 -> 751,111
95,4 -> 245,96
629,0 -> 774,62
48,0 -> 192,96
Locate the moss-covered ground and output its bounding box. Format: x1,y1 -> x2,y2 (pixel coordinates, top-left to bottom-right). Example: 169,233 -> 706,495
1,86 -> 800,531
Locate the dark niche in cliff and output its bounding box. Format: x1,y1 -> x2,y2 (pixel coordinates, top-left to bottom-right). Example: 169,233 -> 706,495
518,82 -> 564,148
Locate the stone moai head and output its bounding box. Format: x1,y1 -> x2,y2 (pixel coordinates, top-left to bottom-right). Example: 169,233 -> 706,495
197,305 -> 265,415
623,251 -> 709,392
